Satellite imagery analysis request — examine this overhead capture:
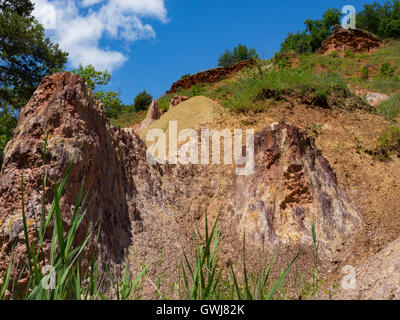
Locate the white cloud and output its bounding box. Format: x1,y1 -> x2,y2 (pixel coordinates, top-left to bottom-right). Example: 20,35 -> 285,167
32,0 -> 168,72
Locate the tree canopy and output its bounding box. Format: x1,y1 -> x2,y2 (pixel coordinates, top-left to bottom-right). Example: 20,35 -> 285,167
1,0 -> 68,166
0,0 -> 68,109
357,0 -> 400,39
133,90 -> 153,111
280,8 -> 341,54
72,64 -> 126,118
280,1 -> 400,54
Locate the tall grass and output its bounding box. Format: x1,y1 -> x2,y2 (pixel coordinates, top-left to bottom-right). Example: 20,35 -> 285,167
0,136 -> 148,300
230,236 -> 298,300
181,214 -> 299,300
224,64 -> 348,113
181,214 -> 223,300
377,93 -> 400,120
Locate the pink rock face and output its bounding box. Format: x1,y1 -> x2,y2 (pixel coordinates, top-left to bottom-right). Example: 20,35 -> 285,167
169,95 -> 190,110
0,72 -> 362,296
137,100 -> 162,133
0,72 -> 160,284
166,60 -> 256,94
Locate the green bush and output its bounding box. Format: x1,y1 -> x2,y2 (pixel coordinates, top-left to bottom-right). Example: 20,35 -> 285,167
133,90 -> 153,111
218,44 -> 258,68
380,62 -> 396,76
375,126 -> 400,160
0,106 -> 17,167
273,52 -> 293,70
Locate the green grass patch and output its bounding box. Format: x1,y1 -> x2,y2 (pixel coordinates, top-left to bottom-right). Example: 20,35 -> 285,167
376,126 -> 400,160
110,110 -> 147,128
224,65 -> 348,113
377,93 -> 400,120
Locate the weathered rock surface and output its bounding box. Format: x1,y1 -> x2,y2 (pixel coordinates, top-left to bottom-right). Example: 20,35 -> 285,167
329,237 -> 400,300
166,60 -> 255,94
317,25 -> 384,55
0,72 -> 166,285
228,124 -> 361,255
169,95 -> 190,110
136,100 -> 162,133
0,72 -> 363,297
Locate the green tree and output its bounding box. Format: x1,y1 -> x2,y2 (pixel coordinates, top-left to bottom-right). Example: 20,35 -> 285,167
280,8 -> 341,54
357,0 -> 400,39
218,44 -> 258,67
133,90 -> 153,111
280,31 -> 312,54
0,0 -> 67,166
72,64 -> 126,118
0,0 -> 68,109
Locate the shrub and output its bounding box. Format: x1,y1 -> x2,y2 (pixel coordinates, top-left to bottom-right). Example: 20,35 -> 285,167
374,126 -> 400,160
380,62 -> 395,76
328,51 -> 339,58
218,44 -> 258,67
273,52 -> 293,70
133,90 -> 153,111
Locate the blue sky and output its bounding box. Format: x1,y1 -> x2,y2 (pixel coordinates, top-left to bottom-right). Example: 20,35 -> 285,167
33,0 -> 381,105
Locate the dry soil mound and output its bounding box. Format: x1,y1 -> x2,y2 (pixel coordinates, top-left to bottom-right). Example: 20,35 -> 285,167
140,96 -> 224,147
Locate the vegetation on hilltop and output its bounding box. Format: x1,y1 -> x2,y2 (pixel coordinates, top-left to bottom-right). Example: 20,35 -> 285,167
133,90 -> 153,112
218,44 -> 258,67
357,0 -> 400,39
281,1 -> 400,55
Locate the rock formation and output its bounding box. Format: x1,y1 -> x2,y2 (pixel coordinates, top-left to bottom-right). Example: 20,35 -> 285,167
166,60 -> 255,94
169,95 -> 190,110
317,25 -> 384,55
0,72 -> 363,296
0,73 -> 164,285
136,100 -> 162,133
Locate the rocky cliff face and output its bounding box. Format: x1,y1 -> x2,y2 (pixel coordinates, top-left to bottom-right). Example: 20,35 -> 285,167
166,60 -> 255,94
317,25 -> 384,55
0,72 -> 362,295
0,72 -> 165,283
